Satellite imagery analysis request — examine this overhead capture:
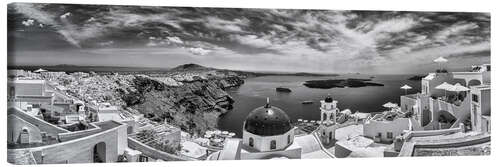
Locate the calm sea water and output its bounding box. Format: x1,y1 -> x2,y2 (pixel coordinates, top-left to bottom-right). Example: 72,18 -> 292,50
217,74 -> 421,137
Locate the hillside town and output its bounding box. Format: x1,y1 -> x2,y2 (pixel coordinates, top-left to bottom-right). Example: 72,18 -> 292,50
6,2 -> 492,165
7,57 -> 491,164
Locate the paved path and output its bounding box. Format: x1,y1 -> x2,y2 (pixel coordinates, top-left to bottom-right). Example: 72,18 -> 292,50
312,132 -> 336,158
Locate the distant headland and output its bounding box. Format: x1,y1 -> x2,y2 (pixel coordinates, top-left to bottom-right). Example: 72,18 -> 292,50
303,78 -> 384,89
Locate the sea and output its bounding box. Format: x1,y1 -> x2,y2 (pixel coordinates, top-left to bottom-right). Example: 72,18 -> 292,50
217,74 -> 422,137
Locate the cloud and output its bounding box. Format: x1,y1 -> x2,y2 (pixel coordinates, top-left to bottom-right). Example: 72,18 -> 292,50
188,47 -> 211,56
203,16 -> 248,32
230,35 -> 273,48
86,17 -> 96,22
369,17 -> 418,35
166,37 -> 183,44
21,19 -> 35,26
434,22 -> 479,43
60,12 -> 71,19
98,41 -> 114,46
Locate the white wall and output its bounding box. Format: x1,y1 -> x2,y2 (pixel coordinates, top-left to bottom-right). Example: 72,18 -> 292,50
242,128 -> 295,152
7,115 -> 43,144
363,118 -> 411,143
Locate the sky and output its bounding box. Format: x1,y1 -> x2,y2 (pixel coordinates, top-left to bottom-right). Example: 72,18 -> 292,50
7,3 -> 491,74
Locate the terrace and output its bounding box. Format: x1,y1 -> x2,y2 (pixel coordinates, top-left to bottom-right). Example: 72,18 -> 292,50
129,122 -> 182,155
8,107 -> 124,149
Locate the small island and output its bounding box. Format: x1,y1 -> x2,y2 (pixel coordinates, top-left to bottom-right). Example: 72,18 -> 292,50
276,87 -> 292,93
303,78 -> 384,89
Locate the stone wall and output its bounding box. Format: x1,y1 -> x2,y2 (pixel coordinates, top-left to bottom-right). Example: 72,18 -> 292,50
11,122 -> 128,164
127,137 -> 195,161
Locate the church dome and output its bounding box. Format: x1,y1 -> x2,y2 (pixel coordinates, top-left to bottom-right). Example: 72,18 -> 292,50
324,95 -> 334,103
244,100 -> 292,136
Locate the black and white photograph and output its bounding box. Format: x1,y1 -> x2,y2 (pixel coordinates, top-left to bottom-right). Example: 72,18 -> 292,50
5,1 -> 492,165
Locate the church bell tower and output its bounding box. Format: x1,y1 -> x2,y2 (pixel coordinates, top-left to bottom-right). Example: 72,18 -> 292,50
320,94 -> 339,124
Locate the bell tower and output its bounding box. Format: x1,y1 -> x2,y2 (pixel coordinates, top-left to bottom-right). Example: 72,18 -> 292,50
320,94 -> 339,124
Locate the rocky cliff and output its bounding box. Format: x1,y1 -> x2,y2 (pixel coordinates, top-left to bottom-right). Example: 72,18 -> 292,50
118,75 -> 244,135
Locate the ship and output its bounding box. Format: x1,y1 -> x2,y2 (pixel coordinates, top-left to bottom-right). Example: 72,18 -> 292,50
276,87 -> 292,93
301,101 -> 314,104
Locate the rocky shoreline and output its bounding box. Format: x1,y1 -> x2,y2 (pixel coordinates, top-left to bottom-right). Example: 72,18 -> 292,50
118,75 -> 244,136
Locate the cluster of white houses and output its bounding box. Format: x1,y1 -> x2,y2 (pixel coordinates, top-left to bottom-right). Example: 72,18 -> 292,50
7,71 -> 186,164
210,62 -> 490,159
7,62 -> 491,163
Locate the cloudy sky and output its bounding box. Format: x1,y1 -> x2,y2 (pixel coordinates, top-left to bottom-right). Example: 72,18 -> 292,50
8,3 -> 490,74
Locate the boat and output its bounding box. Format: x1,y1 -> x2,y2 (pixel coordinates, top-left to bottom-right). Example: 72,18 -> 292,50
276,87 -> 292,93
301,101 -> 314,104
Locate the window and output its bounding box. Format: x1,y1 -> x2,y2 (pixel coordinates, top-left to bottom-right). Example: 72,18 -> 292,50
139,155 -> 149,162
486,121 -> 489,132
287,135 -> 291,144
270,140 -> 276,150
472,94 -> 479,103
377,132 -> 382,137
472,104 -> 478,127
249,137 -> 254,147
387,132 -> 393,139
9,87 -> 15,99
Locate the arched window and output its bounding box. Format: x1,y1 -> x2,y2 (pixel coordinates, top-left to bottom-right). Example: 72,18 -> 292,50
323,113 -> 327,121
270,140 -> 276,150
249,137 -> 254,147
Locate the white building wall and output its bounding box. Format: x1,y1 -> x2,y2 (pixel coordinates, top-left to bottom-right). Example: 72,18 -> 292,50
319,124 -> 336,144
8,80 -> 47,97
363,118 -> 412,143
242,128 -> 295,152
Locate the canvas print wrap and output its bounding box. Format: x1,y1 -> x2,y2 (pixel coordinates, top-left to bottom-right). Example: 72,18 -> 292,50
7,3 -> 491,164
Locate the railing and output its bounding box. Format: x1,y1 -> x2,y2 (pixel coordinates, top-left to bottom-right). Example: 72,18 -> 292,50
401,124 -> 464,141
127,137 -> 197,161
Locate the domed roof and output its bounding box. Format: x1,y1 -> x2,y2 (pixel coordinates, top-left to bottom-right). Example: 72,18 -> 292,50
324,95 -> 334,103
244,99 -> 292,136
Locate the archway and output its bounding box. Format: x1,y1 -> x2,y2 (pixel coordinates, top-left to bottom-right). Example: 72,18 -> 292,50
93,142 -> 106,163
468,79 -> 481,87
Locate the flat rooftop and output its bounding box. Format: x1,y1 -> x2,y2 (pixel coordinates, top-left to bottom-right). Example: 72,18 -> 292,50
93,120 -> 123,131
9,79 -> 46,84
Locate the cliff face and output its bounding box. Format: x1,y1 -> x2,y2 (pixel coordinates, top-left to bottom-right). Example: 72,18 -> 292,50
119,75 -> 243,135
